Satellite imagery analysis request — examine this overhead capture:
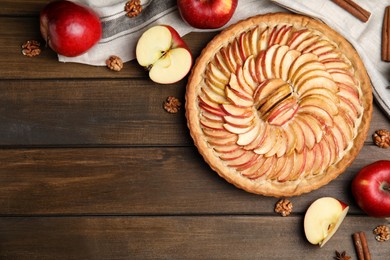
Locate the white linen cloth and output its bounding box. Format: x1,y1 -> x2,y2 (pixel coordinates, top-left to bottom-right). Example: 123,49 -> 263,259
59,0 -> 390,118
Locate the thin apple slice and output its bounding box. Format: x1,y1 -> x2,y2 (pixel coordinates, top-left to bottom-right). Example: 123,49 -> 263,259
201,110 -> 224,122
277,153 -> 295,182
299,113 -> 324,143
237,119 -> 261,146
207,62 -> 229,84
288,147 -> 307,181
254,125 -> 278,155
253,79 -> 286,105
299,96 -> 339,116
289,121 -> 305,153
255,50 -> 266,82
290,61 -> 326,85
245,155 -> 275,180
224,122 -> 254,134
287,29 -> 312,50
258,84 -> 291,116
220,46 -> 236,73
302,40 -> 334,54
265,128 -> 284,157
333,114 -> 353,141
228,74 -> 252,100
263,44 -> 280,79
225,86 -> 253,107
296,76 -> 338,96
267,155 -> 288,180
220,104 -> 252,117
294,116 -> 316,150
304,197 -> 349,247
242,56 -> 258,90
203,128 -> 232,139
243,121 -> 268,151
249,26 -> 260,56
201,83 -> 228,104
272,45 -> 290,78
284,124 -> 297,155
214,52 -> 231,77
287,53 -> 319,81
227,151 -> 257,168
258,26 -> 270,50
280,49 -> 301,81
322,58 -> 351,71
200,117 -> 225,130
207,134 -> 237,146
267,96 -> 299,126
219,148 -> 246,161
224,114 -> 255,128
213,143 -> 241,153
299,105 -> 334,127
236,67 -> 254,95
295,35 -> 321,52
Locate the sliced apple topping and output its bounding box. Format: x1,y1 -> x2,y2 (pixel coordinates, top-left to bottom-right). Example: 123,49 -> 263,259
195,19 -> 365,185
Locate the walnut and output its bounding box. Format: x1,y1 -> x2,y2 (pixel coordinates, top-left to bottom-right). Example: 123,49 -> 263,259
125,0 -> 142,18
163,96 -> 181,113
372,129 -> 390,148
274,198 -> 293,216
21,40 -> 41,57
106,55 -> 123,71
373,225 -> 390,242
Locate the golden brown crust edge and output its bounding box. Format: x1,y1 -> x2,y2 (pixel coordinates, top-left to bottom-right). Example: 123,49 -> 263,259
185,13 -> 372,197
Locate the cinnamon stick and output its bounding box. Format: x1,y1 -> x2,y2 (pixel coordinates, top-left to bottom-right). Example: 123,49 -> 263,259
331,0 -> 371,23
382,6 -> 390,62
353,231 -> 371,260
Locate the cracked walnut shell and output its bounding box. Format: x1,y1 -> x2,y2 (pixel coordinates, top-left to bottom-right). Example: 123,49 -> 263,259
21,40 -> 41,57
373,129 -> 390,148
274,199 -> 293,216
125,0 -> 142,17
373,225 -> 390,242
106,55 -> 123,71
163,96 -> 181,113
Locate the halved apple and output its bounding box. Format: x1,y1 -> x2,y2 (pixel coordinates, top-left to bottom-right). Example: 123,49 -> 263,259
136,25 -> 192,84
304,197 -> 349,247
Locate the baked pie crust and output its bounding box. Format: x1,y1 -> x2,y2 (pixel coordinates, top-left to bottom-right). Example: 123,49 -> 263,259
185,13 -> 372,197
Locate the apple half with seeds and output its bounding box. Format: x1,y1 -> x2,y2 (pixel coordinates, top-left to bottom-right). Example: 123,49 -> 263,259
136,25 -> 193,84
304,197 -> 349,247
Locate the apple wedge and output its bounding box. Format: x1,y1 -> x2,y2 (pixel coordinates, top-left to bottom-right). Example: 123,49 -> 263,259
304,197 -> 349,247
136,25 -> 192,84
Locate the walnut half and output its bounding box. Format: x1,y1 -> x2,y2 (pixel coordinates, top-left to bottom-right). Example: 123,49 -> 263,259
274,199 -> 293,217
106,55 -> 123,72
373,225 -> 390,242
163,96 -> 181,113
125,0 -> 142,18
372,129 -> 390,148
21,40 -> 41,57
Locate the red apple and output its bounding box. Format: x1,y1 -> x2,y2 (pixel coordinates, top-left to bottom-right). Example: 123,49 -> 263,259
40,0 -> 102,57
351,160 -> 390,218
177,0 -> 238,29
136,25 -> 193,84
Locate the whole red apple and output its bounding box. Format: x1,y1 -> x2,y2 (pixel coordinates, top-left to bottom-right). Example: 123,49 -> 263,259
40,0 -> 102,57
351,160 -> 390,218
177,0 -> 238,29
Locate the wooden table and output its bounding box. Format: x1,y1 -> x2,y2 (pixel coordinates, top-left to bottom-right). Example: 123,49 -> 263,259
0,1 -> 389,259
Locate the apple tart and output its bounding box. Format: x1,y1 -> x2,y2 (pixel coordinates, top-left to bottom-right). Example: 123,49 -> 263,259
185,13 -> 372,197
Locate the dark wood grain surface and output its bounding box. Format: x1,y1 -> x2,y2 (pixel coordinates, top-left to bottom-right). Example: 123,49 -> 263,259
0,1 -> 389,259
